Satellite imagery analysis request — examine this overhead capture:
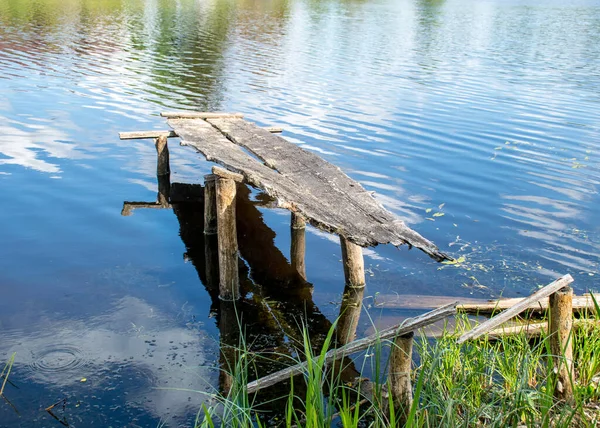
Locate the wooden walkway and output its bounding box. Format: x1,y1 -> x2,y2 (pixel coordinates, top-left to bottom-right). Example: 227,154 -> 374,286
120,112 -> 450,300
164,112 -> 448,260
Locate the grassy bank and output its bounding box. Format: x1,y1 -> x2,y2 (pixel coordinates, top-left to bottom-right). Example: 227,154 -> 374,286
196,311 -> 600,427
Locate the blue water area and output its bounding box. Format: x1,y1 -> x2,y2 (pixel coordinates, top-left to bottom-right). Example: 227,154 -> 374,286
1,0 -> 599,425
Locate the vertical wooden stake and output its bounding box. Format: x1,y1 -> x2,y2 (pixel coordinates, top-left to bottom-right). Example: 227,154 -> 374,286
549,286 -> 574,403
291,213 -> 307,280
216,177 -> 239,300
340,236 -> 365,288
389,331 -> 414,425
204,174 -> 217,235
155,135 -> 170,176
336,284 -> 365,345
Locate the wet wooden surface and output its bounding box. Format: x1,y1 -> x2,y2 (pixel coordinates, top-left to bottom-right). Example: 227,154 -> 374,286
374,290 -> 595,314
167,116 -> 448,261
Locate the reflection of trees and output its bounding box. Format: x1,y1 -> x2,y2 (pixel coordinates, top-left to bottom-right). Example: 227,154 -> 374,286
0,0 -> 293,110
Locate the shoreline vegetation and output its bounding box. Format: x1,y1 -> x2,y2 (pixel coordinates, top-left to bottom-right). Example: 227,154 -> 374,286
196,297 -> 600,427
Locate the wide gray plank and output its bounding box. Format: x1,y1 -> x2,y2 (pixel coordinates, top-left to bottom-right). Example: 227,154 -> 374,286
168,118 -> 448,261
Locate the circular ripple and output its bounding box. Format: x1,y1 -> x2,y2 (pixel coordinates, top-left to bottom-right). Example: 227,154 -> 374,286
30,345 -> 88,373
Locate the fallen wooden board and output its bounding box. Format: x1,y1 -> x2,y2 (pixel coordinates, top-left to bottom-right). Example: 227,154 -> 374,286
457,274 -> 573,343
245,302 -> 457,393
373,293 -> 598,314
168,117 -> 448,261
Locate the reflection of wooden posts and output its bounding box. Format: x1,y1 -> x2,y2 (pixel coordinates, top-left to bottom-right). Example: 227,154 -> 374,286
389,332 -> 414,425
340,237 -> 365,288
155,135 -> 170,176
337,284 -> 365,345
549,287 -> 574,403
290,213 -> 306,280
157,173 -> 171,208
204,175 -> 217,235
214,167 -> 242,300
219,300 -> 240,395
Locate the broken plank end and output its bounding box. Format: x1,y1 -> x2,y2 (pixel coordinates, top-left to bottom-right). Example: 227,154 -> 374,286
212,166 -> 244,182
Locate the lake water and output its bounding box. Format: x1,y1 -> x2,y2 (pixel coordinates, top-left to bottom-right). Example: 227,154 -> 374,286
1,0 -> 599,425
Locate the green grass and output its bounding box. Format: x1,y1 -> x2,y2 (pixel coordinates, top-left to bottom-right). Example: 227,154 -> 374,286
195,309 -> 600,427
0,352 -> 16,397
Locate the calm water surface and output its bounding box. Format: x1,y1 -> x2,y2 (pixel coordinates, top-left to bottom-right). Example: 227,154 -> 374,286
1,0 -> 599,425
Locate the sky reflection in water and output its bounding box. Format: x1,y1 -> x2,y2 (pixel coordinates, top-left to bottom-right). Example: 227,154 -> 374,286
0,0 -> 599,425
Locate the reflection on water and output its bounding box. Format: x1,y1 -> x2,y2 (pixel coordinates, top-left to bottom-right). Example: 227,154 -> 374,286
1,0 -> 599,425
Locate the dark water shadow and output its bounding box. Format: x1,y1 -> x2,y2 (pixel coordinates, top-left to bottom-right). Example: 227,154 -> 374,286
123,173 -> 363,421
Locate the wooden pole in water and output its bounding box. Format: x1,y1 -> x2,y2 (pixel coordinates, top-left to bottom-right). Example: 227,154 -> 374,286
389,331 -> 414,425
340,236 -> 365,288
337,237 -> 365,344
549,286 -> 574,403
155,135 -> 170,176
290,213 -> 307,280
204,174 -> 217,235
216,176 -> 239,300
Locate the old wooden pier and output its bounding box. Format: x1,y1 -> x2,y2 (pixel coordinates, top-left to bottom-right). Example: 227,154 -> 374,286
119,112 -> 584,420
121,112 -> 449,300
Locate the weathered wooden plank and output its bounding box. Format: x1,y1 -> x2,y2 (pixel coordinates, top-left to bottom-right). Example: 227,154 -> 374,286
161,112 -> 244,119
457,274 -> 574,344
168,118 -> 448,261
246,302 -> 457,393
119,127 -> 281,140
374,293 -> 597,314
209,118 -> 446,259
119,130 -> 177,140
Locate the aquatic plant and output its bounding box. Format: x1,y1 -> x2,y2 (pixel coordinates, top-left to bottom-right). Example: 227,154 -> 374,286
193,310 -> 600,427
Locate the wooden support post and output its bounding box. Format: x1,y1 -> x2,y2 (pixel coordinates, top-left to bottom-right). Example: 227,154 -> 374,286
336,284 -> 365,346
340,236 -> 365,288
155,135 -> 170,176
389,332 -> 414,425
204,174 -> 217,235
216,176 -> 239,300
549,286 -> 574,403
290,213 -> 307,280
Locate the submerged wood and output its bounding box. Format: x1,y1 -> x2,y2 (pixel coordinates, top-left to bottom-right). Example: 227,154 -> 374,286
246,302 -> 457,394
375,293 -> 597,314
457,274 -> 574,344
549,287 -> 574,403
167,117 -> 448,261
